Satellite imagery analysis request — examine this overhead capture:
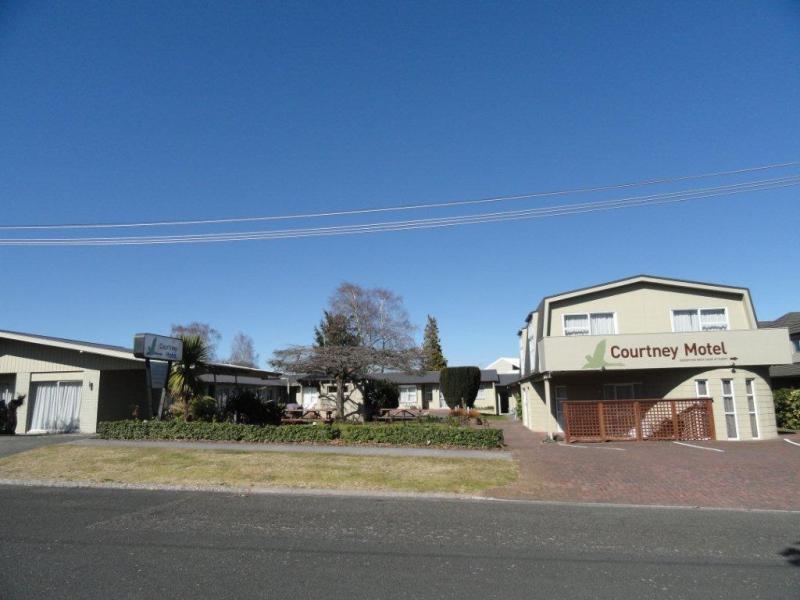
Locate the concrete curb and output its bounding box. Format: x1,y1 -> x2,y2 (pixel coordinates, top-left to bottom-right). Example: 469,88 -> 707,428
2,478 -> 799,514
68,438 -> 513,461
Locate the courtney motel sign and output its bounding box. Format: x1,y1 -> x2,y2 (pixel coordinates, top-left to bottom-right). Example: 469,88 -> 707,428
133,333 -> 183,362
581,339 -> 732,369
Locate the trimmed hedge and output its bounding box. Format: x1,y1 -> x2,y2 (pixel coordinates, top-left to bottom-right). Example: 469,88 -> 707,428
96,420 -> 504,449
97,420 -> 334,443
774,388 -> 800,430
335,423 -> 503,448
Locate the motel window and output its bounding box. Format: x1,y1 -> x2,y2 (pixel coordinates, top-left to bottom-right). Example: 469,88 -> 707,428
695,379 -> 709,397
527,337 -> 536,371
399,385 -> 417,407
563,312 -> 615,336
721,379 -> 738,439
672,308 -> 729,332
793,339 -> 800,352
745,379 -> 759,439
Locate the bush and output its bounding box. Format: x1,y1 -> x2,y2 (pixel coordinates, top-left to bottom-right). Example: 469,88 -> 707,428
97,420 -> 334,443
334,423 -> 503,448
439,366 -> 481,409
188,396 -> 218,422
96,420 -> 504,448
223,390 -> 283,425
774,388 -> 800,430
361,379 -> 399,421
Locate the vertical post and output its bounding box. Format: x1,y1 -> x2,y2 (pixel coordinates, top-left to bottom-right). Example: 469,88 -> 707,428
671,400 -> 679,440
563,402 -> 571,443
597,401 -> 606,441
706,399 -> 716,440
634,400 -> 642,441
144,358 -> 154,418
156,360 -> 172,420
543,377 -> 553,440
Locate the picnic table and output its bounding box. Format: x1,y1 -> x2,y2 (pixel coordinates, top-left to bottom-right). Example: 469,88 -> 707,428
376,408 -> 429,422
281,408 -> 334,424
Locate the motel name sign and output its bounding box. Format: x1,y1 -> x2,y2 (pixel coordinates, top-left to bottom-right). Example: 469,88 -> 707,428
609,341 -> 728,361
538,328 -> 792,372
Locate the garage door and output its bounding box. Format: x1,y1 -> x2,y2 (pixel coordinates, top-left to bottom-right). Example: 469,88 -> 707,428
28,381 -> 83,433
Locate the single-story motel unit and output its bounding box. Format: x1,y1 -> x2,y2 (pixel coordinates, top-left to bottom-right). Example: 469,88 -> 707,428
0,330 -> 283,434
516,275 -> 794,441
1,274 -> 796,441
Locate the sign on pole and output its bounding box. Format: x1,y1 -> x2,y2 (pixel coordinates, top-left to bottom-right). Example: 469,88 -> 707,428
133,333 -> 183,419
133,333 -> 183,361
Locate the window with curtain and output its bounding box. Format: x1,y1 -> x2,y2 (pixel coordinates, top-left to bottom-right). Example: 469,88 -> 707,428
672,308 -> 729,332
564,312 -> 616,335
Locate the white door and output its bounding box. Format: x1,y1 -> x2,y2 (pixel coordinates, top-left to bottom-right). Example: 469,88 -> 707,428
398,385 -> 417,408
301,386 -> 319,409
29,381 -> 83,433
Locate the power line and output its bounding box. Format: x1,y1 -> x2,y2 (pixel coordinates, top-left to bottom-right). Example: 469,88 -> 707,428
0,160 -> 797,231
2,175 -> 796,246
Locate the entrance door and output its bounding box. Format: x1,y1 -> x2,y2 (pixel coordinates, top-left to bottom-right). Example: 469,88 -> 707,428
28,381 -> 83,433
422,386 -> 432,410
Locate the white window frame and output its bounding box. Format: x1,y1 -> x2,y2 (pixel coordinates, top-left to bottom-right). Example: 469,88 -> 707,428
745,378 -> 759,439
670,308 -> 730,332
562,312 -> 618,336
695,379 -> 709,398
398,385 -> 417,407
720,378 -> 739,440
527,336 -> 536,372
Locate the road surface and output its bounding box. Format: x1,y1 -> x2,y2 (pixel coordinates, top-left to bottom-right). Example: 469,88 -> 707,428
1,485 -> 798,599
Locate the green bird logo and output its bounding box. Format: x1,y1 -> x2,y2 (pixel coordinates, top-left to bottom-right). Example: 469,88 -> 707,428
147,337 -> 158,355
582,339 -> 624,369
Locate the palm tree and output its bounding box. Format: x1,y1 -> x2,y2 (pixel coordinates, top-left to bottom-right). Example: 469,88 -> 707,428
168,334 -> 211,416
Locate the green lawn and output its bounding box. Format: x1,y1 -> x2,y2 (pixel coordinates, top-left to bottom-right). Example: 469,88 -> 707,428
0,445 -> 517,494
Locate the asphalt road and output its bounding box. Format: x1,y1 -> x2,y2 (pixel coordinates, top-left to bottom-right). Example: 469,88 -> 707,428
1,485 -> 799,599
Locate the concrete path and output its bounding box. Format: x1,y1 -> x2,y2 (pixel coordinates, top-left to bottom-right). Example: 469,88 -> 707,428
0,433 -> 89,458
69,437 -> 513,460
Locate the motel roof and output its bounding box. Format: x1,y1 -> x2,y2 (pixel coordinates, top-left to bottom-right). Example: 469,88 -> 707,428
760,312 -> 800,336
0,329 -> 280,378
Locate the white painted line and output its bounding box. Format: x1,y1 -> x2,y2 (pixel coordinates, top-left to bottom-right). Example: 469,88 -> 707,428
673,441 -> 725,453
783,438 -> 800,448
557,442 -> 626,451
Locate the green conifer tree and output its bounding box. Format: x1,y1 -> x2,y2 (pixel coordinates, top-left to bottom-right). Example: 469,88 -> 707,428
422,315 -> 448,371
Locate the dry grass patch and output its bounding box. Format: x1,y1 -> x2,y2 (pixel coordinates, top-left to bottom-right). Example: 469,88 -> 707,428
0,446 -> 517,494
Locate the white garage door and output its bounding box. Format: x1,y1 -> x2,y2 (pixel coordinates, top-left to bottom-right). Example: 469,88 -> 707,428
29,381 -> 83,433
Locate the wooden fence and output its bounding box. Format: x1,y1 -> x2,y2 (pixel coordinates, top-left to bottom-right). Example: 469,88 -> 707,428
563,399 -> 715,443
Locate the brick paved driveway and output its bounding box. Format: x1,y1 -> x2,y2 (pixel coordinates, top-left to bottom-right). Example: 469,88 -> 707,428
486,419 -> 800,510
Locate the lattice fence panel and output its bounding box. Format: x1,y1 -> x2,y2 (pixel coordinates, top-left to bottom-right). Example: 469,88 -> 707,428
640,401 -> 676,440
564,402 -> 601,441
602,401 -> 637,440
675,400 -> 712,440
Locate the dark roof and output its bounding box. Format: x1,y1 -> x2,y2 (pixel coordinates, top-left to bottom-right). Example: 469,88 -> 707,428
199,374 -> 288,386
770,363 -> 800,379
371,370 -> 500,385
497,373 -> 520,387
0,328 -> 133,355
0,329 -> 280,377
760,312 -> 800,336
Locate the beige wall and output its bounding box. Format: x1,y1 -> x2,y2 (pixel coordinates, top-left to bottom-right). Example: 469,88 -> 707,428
547,283 -> 754,336
0,339 -> 143,434
521,366 -> 777,440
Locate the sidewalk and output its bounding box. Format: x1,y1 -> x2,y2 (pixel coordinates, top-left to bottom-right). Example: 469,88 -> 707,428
69,438 -> 513,461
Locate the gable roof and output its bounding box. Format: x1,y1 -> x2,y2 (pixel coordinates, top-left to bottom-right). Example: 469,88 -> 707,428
0,329 -> 280,377
760,312 -> 800,336
522,274 -> 756,334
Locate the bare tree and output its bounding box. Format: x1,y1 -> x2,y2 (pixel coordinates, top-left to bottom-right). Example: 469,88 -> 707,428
170,322 -> 221,361
228,331 -> 259,368
271,284 -> 421,420
329,283 -> 415,355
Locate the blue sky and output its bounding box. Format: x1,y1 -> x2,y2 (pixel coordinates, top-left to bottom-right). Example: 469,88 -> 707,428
1,1 -> 799,366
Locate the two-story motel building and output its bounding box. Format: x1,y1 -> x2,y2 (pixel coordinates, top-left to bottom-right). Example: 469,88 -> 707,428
517,275 -> 793,442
